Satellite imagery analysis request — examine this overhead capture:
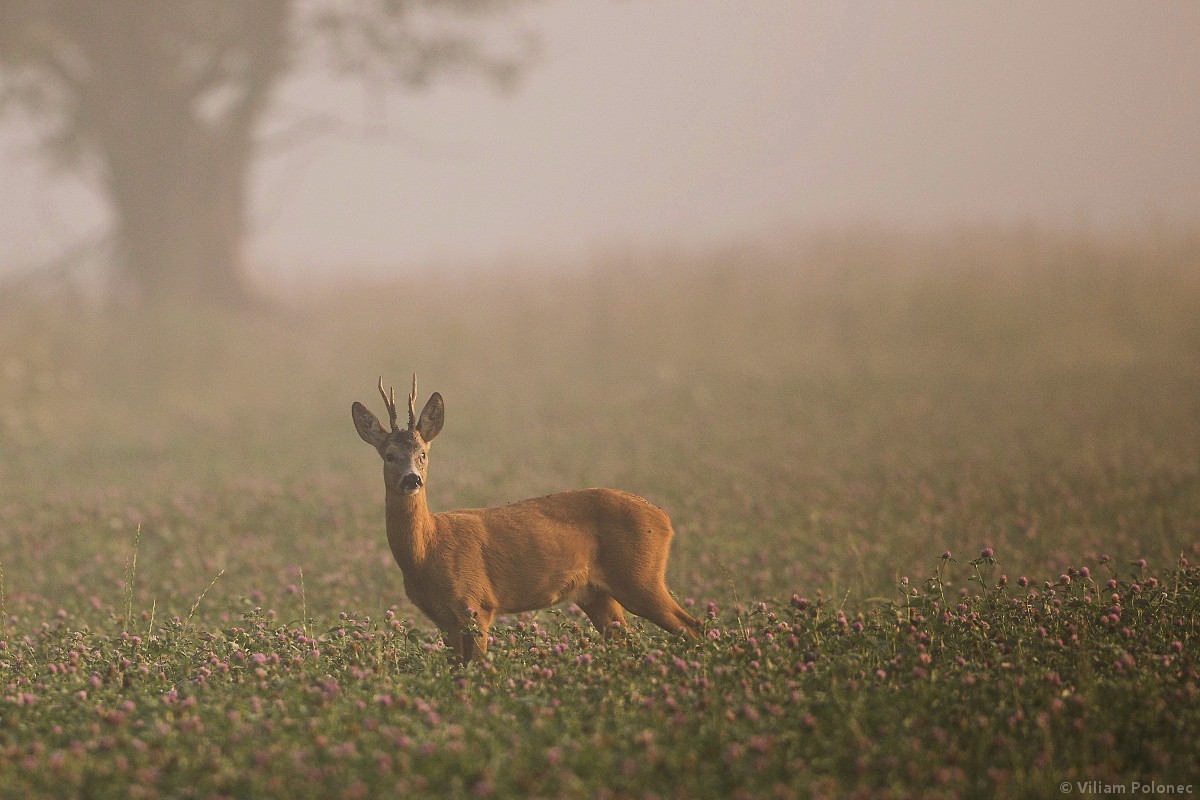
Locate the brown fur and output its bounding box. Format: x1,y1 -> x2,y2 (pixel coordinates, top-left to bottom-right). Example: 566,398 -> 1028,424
353,379 -> 701,663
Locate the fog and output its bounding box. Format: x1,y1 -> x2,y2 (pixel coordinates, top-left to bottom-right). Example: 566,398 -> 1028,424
1,1 -> 1197,278
2,10 -> 1199,786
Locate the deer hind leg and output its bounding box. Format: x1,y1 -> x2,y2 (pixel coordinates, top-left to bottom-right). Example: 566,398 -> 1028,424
577,584 -> 627,637
611,583 -> 702,639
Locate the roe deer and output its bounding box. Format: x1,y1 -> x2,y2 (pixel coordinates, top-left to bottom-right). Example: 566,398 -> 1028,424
352,376 -> 701,663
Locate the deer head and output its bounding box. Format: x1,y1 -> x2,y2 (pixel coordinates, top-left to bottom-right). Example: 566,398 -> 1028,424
352,375 -> 444,495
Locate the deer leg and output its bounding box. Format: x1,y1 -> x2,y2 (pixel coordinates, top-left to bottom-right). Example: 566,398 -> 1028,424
577,585 -> 627,637
472,608 -> 494,656
444,604 -> 493,664
612,585 -> 702,639
441,628 -> 467,663
670,603 -> 704,638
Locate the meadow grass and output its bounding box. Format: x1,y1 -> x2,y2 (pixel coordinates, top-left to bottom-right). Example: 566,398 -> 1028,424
0,226 -> 1198,798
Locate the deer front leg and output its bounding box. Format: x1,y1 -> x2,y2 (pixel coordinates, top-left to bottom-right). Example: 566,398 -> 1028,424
470,608 -> 494,658
441,627 -> 471,664
458,613 -> 495,664
440,607 -> 491,665
430,606 -> 469,663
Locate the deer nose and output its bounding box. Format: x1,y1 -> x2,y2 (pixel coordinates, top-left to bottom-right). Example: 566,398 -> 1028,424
399,473 -> 423,491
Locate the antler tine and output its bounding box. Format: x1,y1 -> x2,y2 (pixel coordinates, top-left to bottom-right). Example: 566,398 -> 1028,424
407,373 -> 418,431
378,376 -> 399,432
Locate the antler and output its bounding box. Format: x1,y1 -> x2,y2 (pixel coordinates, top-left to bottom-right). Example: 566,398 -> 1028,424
407,374 -> 418,431
378,376 -> 399,432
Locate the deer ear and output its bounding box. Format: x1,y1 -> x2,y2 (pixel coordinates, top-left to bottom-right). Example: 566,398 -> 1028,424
417,392 -> 444,442
352,402 -> 388,448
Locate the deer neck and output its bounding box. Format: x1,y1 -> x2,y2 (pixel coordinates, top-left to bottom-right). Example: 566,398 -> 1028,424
384,488 -> 434,571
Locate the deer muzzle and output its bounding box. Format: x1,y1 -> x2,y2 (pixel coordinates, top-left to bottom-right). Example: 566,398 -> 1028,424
398,472 -> 423,493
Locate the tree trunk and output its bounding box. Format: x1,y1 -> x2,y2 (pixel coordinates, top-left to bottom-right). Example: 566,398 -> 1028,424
97,113 -> 255,308
70,4 -> 291,309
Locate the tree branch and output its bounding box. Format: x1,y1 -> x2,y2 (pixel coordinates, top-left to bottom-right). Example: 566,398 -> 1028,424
300,0 -> 538,92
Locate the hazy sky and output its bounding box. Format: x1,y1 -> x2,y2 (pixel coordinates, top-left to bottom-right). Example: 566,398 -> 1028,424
2,1 -> 1198,276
